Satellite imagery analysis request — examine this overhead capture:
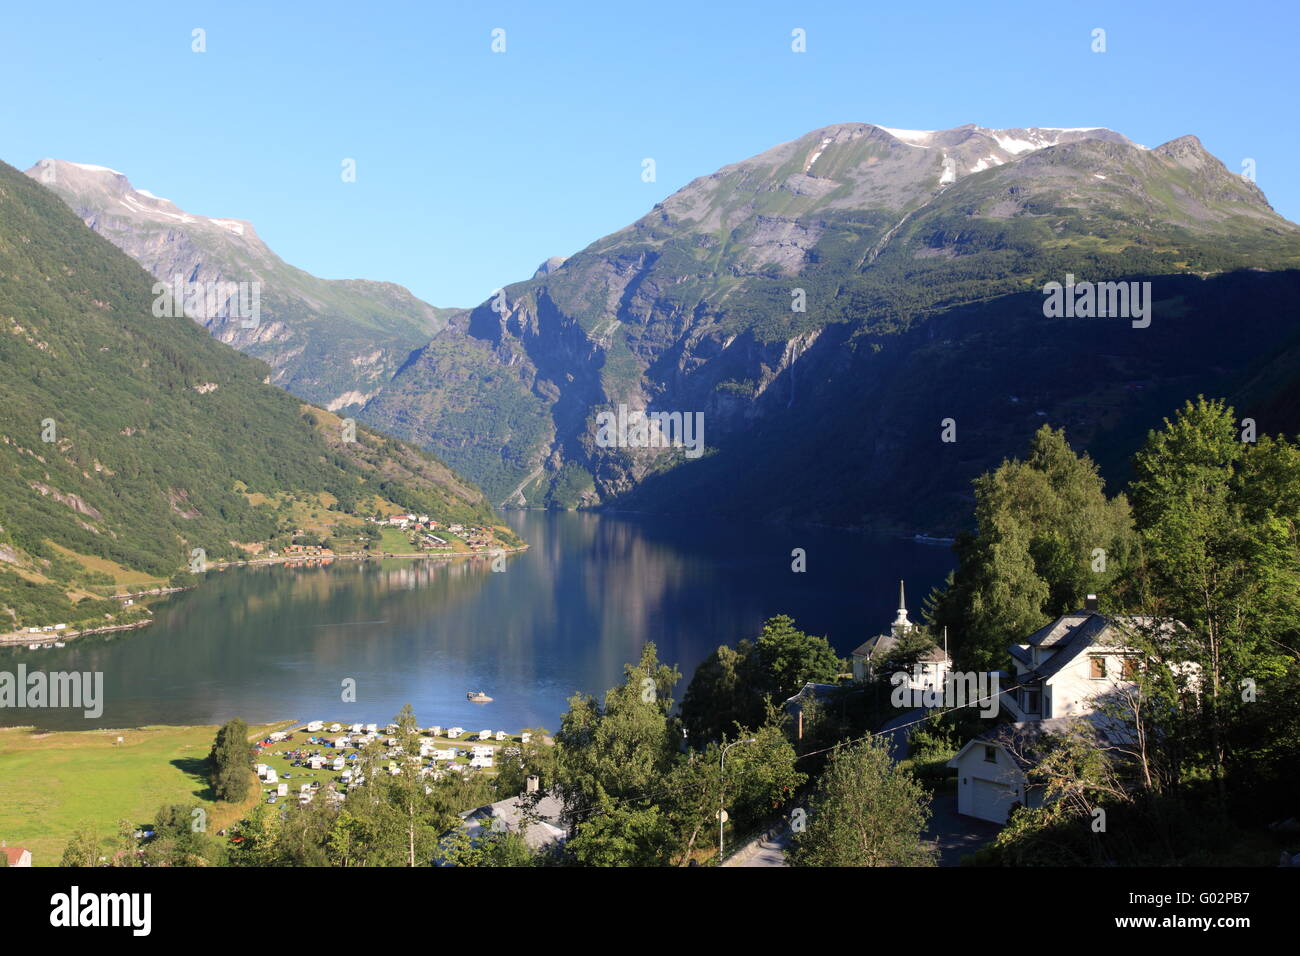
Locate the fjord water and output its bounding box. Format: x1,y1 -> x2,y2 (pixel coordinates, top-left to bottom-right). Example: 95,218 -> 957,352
2,512 -> 955,732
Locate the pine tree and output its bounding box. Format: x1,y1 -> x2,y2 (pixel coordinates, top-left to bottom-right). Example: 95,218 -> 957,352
208,718 -> 254,803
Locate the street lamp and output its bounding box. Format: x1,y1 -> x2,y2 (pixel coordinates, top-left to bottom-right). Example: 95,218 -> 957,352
719,737 -> 757,862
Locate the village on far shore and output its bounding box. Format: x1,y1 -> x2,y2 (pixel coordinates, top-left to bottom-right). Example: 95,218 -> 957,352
0,511 -> 521,650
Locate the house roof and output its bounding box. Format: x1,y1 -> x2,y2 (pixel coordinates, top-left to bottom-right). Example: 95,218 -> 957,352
2,846 -> 30,864
782,682 -> 842,707
852,633 -> 896,659
461,792 -> 567,850
852,632 -> 948,663
1014,611 -> 1173,684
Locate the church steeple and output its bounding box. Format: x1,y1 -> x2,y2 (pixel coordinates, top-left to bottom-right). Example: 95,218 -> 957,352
892,579 -> 912,633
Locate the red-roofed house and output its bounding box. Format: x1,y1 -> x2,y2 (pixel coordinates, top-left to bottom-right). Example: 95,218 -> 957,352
2,844 -> 32,867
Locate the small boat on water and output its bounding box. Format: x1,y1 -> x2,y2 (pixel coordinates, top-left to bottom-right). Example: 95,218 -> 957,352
467,691 -> 493,703
912,533 -> 956,545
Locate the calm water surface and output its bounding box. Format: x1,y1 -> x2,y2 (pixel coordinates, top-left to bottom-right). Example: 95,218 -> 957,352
1,511 -> 954,731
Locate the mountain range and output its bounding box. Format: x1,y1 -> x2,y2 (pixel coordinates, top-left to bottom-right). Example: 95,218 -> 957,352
29,123 -> 1300,530
0,159 -> 510,630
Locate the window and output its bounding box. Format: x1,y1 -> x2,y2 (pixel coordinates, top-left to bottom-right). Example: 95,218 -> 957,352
1022,688 -> 1041,713
1121,657 -> 1139,679
983,745 -> 997,763
1090,656 -> 1108,679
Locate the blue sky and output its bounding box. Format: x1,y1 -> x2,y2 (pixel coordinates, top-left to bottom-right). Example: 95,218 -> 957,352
2,0 -> 1296,307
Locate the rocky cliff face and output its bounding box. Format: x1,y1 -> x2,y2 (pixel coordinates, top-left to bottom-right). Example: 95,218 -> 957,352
369,123 -> 1300,524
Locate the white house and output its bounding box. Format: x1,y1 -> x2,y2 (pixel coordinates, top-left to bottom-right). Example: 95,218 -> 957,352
996,600 -> 1177,722
949,720 -> 1061,823
851,581 -> 951,687
948,599 -> 1181,823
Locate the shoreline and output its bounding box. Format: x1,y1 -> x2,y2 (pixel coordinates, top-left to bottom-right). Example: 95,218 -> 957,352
0,717 -> 545,738
1,545 -> 528,648
206,542 -> 528,572
0,618 -> 153,649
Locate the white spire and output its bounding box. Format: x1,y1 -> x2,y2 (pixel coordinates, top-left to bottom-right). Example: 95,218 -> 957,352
892,579 -> 912,633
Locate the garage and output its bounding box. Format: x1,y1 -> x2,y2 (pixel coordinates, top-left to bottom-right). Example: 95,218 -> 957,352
971,778 -> 1017,823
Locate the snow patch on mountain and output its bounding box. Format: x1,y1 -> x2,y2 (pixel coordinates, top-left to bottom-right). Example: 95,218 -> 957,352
69,162 -> 124,175
804,137 -> 834,172
879,127 -> 932,148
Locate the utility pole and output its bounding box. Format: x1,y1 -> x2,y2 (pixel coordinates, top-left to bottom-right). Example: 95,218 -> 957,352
719,737 -> 757,863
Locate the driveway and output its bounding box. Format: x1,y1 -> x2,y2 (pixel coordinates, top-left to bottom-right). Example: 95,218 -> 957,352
722,824 -> 791,867
924,791 -> 1002,865
878,707 -> 926,760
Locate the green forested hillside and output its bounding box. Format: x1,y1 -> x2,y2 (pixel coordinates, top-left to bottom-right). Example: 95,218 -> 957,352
0,159 -> 505,628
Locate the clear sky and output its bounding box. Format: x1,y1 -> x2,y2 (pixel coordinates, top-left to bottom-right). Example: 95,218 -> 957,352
2,0 -> 1295,307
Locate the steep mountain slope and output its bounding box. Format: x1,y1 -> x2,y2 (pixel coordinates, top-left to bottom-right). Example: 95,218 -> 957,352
375,123 -> 1300,521
0,159 -> 509,629
25,159 -> 453,410
32,125 -> 1300,526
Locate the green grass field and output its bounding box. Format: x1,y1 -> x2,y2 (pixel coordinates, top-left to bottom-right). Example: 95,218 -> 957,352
378,527 -> 414,552
0,721 -> 290,866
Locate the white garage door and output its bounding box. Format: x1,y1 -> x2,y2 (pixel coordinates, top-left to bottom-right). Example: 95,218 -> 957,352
971,778 -> 1016,823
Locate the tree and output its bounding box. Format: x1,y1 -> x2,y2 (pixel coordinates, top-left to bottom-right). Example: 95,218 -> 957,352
927,425 -> 1135,670
493,726 -> 556,798
145,803 -> 222,867
681,616 -> 842,744
437,826 -> 535,867
1128,397 -> 1300,802
788,736 -> 934,867
680,641 -> 752,744
61,825 -> 103,867
208,718 -> 254,803
566,800 -> 676,867
749,615 -> 844,702
554,643 -> 682,827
